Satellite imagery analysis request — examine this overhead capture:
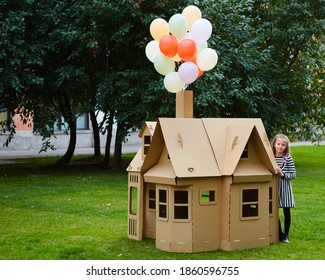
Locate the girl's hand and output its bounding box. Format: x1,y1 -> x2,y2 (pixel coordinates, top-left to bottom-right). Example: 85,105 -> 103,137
276,166 -> 283,176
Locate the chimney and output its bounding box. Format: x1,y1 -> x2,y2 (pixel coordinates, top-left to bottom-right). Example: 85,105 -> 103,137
176,90 -> 193,118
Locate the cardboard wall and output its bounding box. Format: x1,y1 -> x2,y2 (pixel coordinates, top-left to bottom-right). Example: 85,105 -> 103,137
191,178 -> 223,252
128,172 -> 144,241
228,182 -> 270,250
155,184 -> 193,252
269,176 -> 279,244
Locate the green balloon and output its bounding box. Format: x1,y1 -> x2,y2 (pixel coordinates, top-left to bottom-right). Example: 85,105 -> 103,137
154,54 -> 175,76
169,14 -> 188,39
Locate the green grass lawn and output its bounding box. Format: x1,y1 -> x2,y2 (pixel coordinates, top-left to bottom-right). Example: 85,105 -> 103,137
0,145 -> 324,260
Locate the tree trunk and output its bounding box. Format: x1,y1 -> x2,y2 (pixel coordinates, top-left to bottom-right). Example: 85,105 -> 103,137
111,122 -> 123,170
89,110 -> 101,157
103,111 -> 115,167
56,118 -> 77,165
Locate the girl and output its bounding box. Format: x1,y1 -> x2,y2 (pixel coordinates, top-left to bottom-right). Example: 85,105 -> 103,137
272,134 -> 296,243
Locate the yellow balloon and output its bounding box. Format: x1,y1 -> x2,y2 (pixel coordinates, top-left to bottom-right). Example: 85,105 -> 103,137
182,5 -> 202,31
150,18 -> 169,41
173,53 -> 182,62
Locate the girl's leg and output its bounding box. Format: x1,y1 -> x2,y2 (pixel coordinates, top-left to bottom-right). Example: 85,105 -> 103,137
283,207 -> 291,238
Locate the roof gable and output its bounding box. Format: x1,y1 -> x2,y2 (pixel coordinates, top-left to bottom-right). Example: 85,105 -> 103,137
159,118 -> 221,178
127,121 -> 157,173
141,121 -> 164,174
223,124 -> 254,175
202,118 -> 277,175
143,146 -> 177,185
139,121 -> 156,137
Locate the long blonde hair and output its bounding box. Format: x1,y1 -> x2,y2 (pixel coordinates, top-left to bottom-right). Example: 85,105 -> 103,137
271,134 -> 291,156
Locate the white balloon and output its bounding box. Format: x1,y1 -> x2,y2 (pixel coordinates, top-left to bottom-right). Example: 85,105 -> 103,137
191,18 -> 212,45
145,40 -> 161,62
197,48 -> 218,71
164,72 -> 184,93
197,41 -> 208,52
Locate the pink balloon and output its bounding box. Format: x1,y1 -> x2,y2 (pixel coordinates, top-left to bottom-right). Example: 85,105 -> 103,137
178,62 -> 199,84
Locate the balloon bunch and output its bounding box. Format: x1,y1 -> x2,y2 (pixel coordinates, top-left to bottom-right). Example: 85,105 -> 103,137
145,5 -> 218,93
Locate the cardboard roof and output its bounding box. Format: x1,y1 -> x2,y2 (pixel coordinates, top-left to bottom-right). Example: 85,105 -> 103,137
128,118 -> 277,177
126,148 -> 144,172
139,121 -> 156,137
202,118 -> 277,175
144,162 -> 177,185
127,122 -> 157,172
159,118 -> 221,178
232,161 -> 273,183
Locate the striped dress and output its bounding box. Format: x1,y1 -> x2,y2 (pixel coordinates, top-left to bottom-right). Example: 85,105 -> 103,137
275,154 -> 296,208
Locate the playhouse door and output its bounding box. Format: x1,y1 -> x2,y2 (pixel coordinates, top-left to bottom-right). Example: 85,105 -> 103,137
156,185 -> 193,252
143,183 -> 156,239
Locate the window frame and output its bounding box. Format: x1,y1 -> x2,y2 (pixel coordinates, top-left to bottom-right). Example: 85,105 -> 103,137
129,186 -> 138,215
172,188 -> 192,223
143,135 -> 151,156
0,107 -> 10,131
240,187 -> 259,220
53,113 -> 89,131
157,188 -> 168,221
148,187 -> 156,212
199,189 -> 217,205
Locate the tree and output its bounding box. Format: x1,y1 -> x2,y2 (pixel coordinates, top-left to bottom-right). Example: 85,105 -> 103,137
0,0 -> 43,144
97,0 -> 190,168
26,0 -> 116,164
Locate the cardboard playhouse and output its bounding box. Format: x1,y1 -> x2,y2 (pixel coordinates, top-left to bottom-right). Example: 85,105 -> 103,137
127,90 -> 279,252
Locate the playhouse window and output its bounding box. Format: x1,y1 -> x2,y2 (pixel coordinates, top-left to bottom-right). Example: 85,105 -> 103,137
241,144 -> 248,159
129,174 -> 139,184
143,135 -> 151,155
241,188 -> 259,219
158,189 -> 168,220
200,189 -> 216,205
0,107 -> 10,131
173,190 -> 190,221
148,189 -> 156,210
129,186 -> 138,215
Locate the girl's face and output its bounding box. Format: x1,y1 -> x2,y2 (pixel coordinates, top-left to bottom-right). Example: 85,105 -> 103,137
274,138 -> 287,156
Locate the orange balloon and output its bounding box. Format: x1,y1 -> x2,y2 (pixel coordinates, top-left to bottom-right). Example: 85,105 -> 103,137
159,35 -> 179,58
177,39 -> 197,61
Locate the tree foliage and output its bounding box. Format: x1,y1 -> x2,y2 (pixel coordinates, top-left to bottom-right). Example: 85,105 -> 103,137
191,0 -> 324,140
1,0 -> 324,167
